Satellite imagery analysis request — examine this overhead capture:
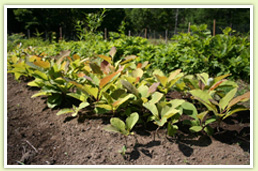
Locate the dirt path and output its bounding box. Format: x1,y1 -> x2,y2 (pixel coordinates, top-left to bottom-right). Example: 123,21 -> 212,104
7,74 -> 250,165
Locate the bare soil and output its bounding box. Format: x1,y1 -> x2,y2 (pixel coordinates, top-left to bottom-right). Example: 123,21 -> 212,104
7,74 -> 250,165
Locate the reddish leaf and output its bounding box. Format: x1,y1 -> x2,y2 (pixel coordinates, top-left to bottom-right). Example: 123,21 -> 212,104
100,60 -> 110,75
148,82 -> 160,94
208,79 -> 227,92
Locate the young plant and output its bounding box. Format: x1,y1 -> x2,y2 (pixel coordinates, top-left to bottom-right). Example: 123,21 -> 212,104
56,101 -> 90,117
190,88 -> 250,130
27,58 -> 73,108
153,69 -> 184,94
143,92 -> 184,139
181,102 -> 216,136
103,112 -> 139,156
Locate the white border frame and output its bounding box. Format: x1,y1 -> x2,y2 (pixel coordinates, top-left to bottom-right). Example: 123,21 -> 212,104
4,5 -> 254,169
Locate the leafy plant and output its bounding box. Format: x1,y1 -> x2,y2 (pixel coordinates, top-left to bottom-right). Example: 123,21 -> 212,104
153,69 -> 184,94
181,102 -> 216,136
190,88 -> 250,130
56,101 -> 89,117
104,112 -> 139,155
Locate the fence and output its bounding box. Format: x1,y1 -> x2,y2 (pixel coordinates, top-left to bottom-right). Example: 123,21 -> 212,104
20,20 -> 249,42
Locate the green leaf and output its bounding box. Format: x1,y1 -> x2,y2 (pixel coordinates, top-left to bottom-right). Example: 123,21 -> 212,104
89,63 -> 102,75
56,108 -> 75,115
31,91 -> 51,98
167,123 -> 178,137
197,73 -> 209,85
31,70 -> 48,81
95,104 -> 113,111
121,80 -> 140,98
189,126 -> 203,133
168,69 -> 182,82
110,89 -> 126,100
103,125 -> 121,134
167,73 -> 184,88
143,102 -> 159,118
68,80 -> 98,100
98,55 -> 112,63
155,117 -> 167,127
155,74 -> 168,87
78,102 -> 90,110
190,89 -> 216,111
219,88 -> 237,110
125,112 -> 139,131
120,55 -> 137,65
162,108 -> 180,119
47,94 -> 62,108
132,68 -> 143,79
149,92 -> 164,104
112,94 -> 135,109
138,85 -> 149,98
204,125 -> 214,136
223,108 -> 249,120
205,117 -> 217,125
181,102 -> 198,118
110,118 -> 127,135
196,111 -> 209,123
169,99 -> 185,109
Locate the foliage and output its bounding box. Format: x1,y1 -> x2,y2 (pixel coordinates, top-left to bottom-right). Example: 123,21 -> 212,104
7,26 -> 250,152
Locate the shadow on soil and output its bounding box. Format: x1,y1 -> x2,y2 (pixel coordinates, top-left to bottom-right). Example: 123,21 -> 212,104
128,140 -> 161,160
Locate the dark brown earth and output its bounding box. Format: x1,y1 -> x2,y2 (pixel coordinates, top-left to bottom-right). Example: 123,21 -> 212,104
7,74 -> 251,165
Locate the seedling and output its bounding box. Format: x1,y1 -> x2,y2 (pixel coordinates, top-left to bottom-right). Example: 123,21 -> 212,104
103,112 -> 139,156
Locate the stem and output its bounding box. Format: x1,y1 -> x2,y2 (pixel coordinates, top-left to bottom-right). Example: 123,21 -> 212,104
154,126 -> 160,141
124,135 -> 128,148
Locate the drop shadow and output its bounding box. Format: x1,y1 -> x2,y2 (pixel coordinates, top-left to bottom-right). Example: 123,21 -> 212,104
128,140 -> 161,160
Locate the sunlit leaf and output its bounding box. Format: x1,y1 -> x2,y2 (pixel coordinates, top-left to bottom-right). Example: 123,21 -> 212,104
155,75 -> 168,87
148,82 -> 160,94
227,91 -> 250,109
120,55 -> 137,65
98,55 -> 112,63
189,126 -> 203,133
99,66 -> 124,89
219,88 -> 237,110
125,112 -> 139,131
109,47 -> 117,59
56,108 -> 74,116
168,69 -> 181,82
110,118 -> 126,134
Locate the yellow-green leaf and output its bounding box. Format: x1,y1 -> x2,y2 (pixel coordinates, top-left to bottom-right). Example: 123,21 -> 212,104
98,55 -> 112,63
168,69 -> 181,82
219,88 -> 237,110
155,75 -> 168,87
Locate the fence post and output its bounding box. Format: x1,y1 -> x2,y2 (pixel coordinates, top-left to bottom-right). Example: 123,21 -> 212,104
27,29 -> 30,39
104,28 -> 107,40
165,30 -> 168,44
144,28 -> 147,38
59,26 -> 63,40
128,30 -> 131,37
213,19 -> 216,36
188,22 -> 191,33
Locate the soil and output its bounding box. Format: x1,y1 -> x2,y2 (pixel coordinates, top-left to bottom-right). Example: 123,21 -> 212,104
7,74 -> 251,166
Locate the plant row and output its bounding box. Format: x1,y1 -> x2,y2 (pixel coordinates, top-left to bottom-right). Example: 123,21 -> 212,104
8,24 -> 250,82
8,45 -> 250,139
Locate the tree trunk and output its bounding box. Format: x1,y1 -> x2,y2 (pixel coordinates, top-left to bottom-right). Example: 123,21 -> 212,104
174,8 -> 179,35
